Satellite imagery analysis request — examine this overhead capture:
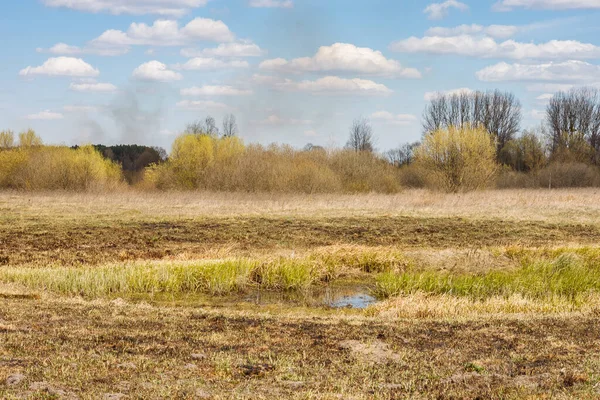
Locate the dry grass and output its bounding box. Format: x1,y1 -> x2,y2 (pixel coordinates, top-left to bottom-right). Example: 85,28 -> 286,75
3,190 -> 600,398
2,188 -> 600,223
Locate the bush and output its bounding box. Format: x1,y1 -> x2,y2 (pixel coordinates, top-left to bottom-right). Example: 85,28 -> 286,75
0,130 -> 15,149
415,126 -> 498,192
0,142 -> 123,191
145,133 -> 402,193
538,162 -> 600,188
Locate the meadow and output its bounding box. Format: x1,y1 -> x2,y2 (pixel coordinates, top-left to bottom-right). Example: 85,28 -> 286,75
2,189 -> 600,399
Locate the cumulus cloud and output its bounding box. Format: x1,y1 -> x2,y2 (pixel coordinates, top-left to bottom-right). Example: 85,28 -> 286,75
249,0 -> 293,8
37,42 -> 129,57
42,0 -> 209,16
494,0 -> 600,11
526,83 -> 576,92
259,75 -> 393,96
132,61 -> 183,81
536,93 -> 555,102
69,82 -> 118,93
174,58 -> 249,71
26,110 -> 65,120
91,18 -> 235,50
370,111 -> 417,125
63,105 -> 100,113
181,41 -> 265,57
476,60 -> 600,82
423,87 -> 474,100
391,35 -> 600,60
176,100 -> 230,110
19,57 -> 100,78
424,0 -> 469,20
181,85 -> 253,96
259,43 -> 421,78
256,115 -> 312,126
529,109 -> 546,120
425,24 -> 519,39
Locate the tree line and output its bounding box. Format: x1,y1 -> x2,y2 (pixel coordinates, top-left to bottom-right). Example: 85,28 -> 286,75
1,87 -> 600,192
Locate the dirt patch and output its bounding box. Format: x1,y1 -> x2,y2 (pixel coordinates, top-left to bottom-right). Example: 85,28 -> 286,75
339,340 -> 402,364
2,216 -> 600,266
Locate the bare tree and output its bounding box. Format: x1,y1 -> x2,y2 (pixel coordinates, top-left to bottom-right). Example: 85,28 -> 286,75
422,90 -> 522,160
346,118 -> 375,152
386,142 -> 420,167
185,120 -> 205,135
204,116 -> 219,136
546,87 -> 600,163
222,114 -> 238,137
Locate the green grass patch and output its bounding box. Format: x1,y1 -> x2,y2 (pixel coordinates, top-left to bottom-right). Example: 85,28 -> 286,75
375,250 -> 600,301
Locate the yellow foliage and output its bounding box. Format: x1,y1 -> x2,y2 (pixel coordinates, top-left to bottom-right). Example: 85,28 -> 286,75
0,145 -> 123,191
18,129 -> 43,148
416,126 -> 498,192
0,130 -> 15,149
146,133 -> 401,193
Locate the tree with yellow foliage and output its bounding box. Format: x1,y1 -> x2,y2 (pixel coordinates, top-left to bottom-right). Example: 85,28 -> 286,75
416,126 -> 498,192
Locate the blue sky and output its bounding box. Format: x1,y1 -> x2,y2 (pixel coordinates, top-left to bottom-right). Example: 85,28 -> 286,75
1,0 -> 600,151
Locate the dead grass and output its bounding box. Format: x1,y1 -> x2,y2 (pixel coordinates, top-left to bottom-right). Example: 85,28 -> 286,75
1,295 -> 600,399
2,188 -> 600,222
3,191 -> 600,398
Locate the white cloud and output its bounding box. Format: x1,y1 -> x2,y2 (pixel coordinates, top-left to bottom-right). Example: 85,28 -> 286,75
391,35 -> 600,60
526,83 -> 576,92
536,93 -> 555,101
259,43 -> 421,78
425,24 -> 519,39
529,109 -> 546,120
181,41 -> 265,57
63,105 -> 100,113
423,87 -> 474,100
42,0 -> 209,16
424,1 -> 469,20
494,0 -> 600,11
38,42 -> 129,57
19,57 -> 100,78
181,85 -> 253,96
370,111 -> 417,125
476,60 -> 600,82
175,58 -> 249,71
304,130 -> 318,137
69,82 -> 118,93
256,115 -> 312,126
26,110 -> 65,120
249,0 -> 293,8
91,18 -> 235,49
268,76 -> 393,96
176,100 -> 230,110
132,61 -> 183,81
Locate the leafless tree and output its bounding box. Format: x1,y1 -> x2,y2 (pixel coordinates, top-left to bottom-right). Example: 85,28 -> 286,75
204,116 -> 219,136
222,114 -> 238,137
185,120 -> 205,135
386,142 -> 420,167
346,118 -> 375,152
546,87 -> 600,163
422,90 -> 522,160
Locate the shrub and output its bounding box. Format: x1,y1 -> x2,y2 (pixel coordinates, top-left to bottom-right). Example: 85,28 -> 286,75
538,162 -> 600,188
0,130 -> 15,149
18,129 -> 43,148
415,126 -> 498,192
145,133 -> 401,193
0,144 -> 123,191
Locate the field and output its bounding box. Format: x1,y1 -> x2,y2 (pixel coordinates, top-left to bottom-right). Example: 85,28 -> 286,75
2,189 -> 600,399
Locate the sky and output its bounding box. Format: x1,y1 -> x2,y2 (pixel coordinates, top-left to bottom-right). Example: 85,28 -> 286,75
1,0 -> 600,151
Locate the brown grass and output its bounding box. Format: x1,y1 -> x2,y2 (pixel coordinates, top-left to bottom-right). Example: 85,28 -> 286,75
3,190 -> 600,398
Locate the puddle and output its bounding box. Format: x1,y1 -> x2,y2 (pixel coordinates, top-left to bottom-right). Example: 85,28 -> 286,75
130,283 -> 378,310
328,293 -> 377,309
